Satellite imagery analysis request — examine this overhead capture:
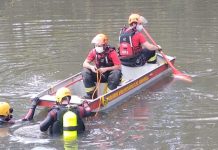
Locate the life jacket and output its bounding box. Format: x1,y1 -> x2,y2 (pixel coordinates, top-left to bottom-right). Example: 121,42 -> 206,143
119,27 -> 142,58
95,46 -> 115,68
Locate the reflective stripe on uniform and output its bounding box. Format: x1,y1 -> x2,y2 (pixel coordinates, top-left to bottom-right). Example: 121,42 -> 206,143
147,53 -> 157,62
103,83 -> 108,94
85,86 -> 96,93
106,87 -> 112,93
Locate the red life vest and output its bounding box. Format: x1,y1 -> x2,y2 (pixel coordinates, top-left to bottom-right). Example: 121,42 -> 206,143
95,46 -> 115,68
119,27 -> 142,58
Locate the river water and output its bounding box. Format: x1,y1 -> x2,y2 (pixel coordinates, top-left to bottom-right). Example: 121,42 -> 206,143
0,0 -> 218,149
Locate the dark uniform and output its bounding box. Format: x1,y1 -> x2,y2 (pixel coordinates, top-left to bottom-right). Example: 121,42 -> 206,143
40,104 -> 89,136
119,27 -> 156,67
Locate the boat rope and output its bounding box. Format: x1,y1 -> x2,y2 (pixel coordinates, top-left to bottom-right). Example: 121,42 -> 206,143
94,69 -> 103,117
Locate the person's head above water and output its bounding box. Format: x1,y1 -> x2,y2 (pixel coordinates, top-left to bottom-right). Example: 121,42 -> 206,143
0,102 -> 13,123
55,87 -> 72,105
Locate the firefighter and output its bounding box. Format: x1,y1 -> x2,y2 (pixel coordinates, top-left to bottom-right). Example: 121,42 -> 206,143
119,13 -> 162,67
39,87 -> 91,136
82,33 -> 122,99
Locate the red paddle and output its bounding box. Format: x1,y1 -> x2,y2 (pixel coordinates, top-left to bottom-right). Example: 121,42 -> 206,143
142,27 -> 192,82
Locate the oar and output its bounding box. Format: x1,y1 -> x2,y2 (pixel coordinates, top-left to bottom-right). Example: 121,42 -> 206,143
139,16 -> 192,82
142,27 -> 192,82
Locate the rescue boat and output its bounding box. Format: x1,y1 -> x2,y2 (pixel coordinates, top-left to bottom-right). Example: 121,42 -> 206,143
35,54 -> 175,112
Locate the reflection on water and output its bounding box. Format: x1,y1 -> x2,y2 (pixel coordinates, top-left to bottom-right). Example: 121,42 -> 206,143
0,0 -> 218,149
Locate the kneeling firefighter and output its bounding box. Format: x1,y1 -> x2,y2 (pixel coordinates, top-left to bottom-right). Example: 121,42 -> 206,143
40,87 -> 91,137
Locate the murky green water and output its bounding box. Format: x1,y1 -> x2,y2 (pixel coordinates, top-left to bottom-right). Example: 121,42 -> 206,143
0,0 -> 218,149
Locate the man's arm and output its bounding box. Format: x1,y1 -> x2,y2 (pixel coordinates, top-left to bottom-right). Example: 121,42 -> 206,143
83,59 -> 97,73
142,41 -> 159,51
101,64 -> 121,72
22,97 -> 40,121
40,110 -> 56,132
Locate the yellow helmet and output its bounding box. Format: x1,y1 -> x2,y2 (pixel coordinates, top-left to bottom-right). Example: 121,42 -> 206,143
91,34 -> 108,45
55,87 -> 71,103
128,13 -> 140,25
0,102 -> 11,117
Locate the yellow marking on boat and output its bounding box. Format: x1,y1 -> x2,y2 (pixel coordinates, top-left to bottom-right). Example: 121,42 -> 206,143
106,75 -> 149,101
138,76 -> 149,84
100,97 -> 108,106
107,92 -> 119,101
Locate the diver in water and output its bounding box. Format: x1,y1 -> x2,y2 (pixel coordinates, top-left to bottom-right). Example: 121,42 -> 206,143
0,102 -> 14,124
39,87 -> 91,136
0,97 -> 42,125
0,99 -> 39,138
0,102 -> 14,138
0,97 -> 41,124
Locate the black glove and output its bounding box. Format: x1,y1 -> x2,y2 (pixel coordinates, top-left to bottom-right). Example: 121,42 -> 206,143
157,45 -> 162,52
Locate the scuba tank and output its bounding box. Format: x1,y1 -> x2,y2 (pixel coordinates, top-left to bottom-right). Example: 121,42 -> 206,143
63,108 -> 78,141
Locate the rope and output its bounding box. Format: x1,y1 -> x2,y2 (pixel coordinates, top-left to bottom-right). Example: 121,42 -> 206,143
94,69 -> 104,117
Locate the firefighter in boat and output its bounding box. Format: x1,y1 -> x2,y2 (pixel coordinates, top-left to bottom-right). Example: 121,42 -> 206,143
82,33 -> 122,99
118,13 -> 162,67
39,87 -> 91,136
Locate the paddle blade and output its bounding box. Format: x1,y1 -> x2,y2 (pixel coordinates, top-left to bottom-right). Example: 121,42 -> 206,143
142,27 -> 192,83
159,51 -> 192,83
172,71 -> 192,83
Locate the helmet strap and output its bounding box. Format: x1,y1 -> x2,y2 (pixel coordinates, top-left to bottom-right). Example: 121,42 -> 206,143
103,44 -> 108,51
130,22 -> 137,26
61,96 -> 71,105
9,108 -> 13,113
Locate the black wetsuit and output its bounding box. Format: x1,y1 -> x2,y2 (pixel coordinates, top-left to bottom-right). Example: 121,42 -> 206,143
40,104 -> 90,136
